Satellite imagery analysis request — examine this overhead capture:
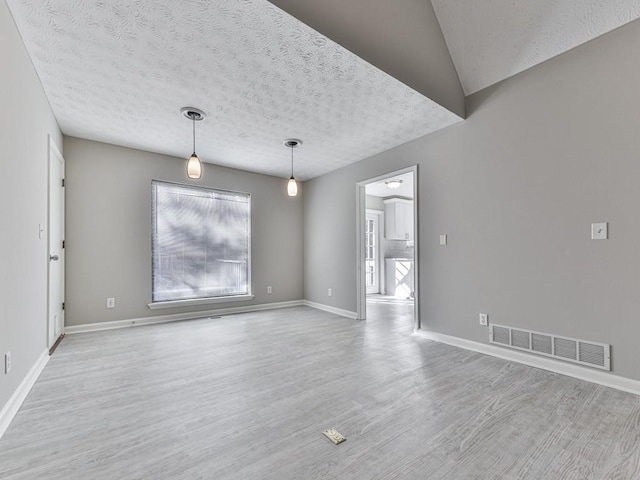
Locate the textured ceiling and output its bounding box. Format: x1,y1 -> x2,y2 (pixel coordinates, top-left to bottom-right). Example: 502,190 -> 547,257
432,0 -> 640,95
8,0 -> 639,178
5,0 -> 462,181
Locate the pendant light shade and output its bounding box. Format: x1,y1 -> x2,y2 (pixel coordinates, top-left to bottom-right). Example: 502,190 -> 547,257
287,177 -> 298,196
181,107 -> 206,180
187,153 -> 202,179
284,138 -> 302,197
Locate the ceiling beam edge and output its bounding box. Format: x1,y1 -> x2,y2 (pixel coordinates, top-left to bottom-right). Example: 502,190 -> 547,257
268,0 -> 465,119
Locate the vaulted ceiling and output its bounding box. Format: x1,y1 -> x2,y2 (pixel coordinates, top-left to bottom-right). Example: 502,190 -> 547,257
6,0 -> 640,180
431,0 -> 640,95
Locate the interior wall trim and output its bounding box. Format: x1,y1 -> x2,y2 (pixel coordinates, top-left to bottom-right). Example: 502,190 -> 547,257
0,349 -> 49,441
65,300 -> 305,334
415,329 -> 640,396
303,300 -> 358,319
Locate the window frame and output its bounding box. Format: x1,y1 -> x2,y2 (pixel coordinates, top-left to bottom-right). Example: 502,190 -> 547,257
148,180 -> 254,310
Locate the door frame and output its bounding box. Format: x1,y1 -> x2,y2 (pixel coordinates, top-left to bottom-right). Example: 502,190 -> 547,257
356,165 -> 420,331
47,135 -> 65,352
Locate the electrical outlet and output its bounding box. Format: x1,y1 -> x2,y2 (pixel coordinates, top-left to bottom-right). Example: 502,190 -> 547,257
479,313 -> 488,326
106,297 -> 115,309
328,288 -> 332,297
267,286 -> 272,294
5,351 -> 11,374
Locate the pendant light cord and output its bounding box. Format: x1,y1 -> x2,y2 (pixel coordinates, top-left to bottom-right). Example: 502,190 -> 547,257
192,115 -> 196,155
290,145 -> 294,178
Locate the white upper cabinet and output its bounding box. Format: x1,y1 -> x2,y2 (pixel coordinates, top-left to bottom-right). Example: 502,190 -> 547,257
383,198 -> 414,241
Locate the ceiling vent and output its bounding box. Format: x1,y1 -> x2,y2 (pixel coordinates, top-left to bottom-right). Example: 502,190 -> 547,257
489,324 -> 610,371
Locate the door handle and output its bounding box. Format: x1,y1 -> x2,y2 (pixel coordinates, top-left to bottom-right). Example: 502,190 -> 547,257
50,255 -> 59,261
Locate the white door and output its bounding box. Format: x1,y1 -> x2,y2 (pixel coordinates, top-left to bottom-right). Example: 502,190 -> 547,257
365,211 -> 380,294
48,139 -> 65,350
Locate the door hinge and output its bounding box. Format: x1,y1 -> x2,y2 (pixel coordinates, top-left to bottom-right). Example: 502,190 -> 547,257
62,302 -> 65,311
62,240 -> 65,249
62,178 -> 65,187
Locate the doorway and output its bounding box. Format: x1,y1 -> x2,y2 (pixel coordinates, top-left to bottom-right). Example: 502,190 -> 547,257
48,136 -> 65,353
356,166 -> 419,331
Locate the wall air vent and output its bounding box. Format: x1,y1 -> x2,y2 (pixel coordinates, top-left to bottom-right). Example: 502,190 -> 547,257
489,324 -> 610,371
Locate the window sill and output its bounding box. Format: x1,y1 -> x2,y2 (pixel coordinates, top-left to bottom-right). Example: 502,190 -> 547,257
147,294 -> 255,310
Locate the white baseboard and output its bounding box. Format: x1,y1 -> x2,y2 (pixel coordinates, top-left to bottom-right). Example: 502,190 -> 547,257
415,329 -> 640,396
0,349 -> 49,440
303,300 -> 358,319
65,300 -> 305,334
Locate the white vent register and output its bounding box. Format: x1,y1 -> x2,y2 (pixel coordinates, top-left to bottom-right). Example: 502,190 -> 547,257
490,324 -> 610,371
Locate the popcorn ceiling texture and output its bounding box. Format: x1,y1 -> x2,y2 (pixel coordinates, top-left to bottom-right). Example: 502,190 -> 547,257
5,0 -> 461,180
431,0 -> 640,95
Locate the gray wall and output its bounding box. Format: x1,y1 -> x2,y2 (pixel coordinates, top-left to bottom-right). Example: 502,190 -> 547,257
305,19 -> 640,380
365,194 -> 384,212
269,0 -> 465,118
0,0 -> 63,410
64,137 -> 304,326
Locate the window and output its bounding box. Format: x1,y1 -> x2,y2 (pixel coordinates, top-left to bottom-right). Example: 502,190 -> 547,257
151,181 -> 251,303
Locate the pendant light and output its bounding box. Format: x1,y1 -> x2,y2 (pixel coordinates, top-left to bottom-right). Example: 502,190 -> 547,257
181,107 -> 206,179
284,138 -> 301,197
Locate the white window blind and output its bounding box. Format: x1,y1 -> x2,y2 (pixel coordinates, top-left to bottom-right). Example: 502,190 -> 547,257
152,181 -> 251,303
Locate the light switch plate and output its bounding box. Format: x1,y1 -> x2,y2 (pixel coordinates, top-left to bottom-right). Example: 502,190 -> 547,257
591,222 -> 608,240
439,234 -> 447,246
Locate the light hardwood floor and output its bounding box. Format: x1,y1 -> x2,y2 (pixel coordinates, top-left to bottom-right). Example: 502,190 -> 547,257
1,304 -> 640,479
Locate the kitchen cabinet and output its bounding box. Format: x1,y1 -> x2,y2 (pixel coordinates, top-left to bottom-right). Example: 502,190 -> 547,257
383,198 -> 413,241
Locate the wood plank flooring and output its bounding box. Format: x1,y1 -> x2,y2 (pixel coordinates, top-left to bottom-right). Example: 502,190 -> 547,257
1,303 -> 640,479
